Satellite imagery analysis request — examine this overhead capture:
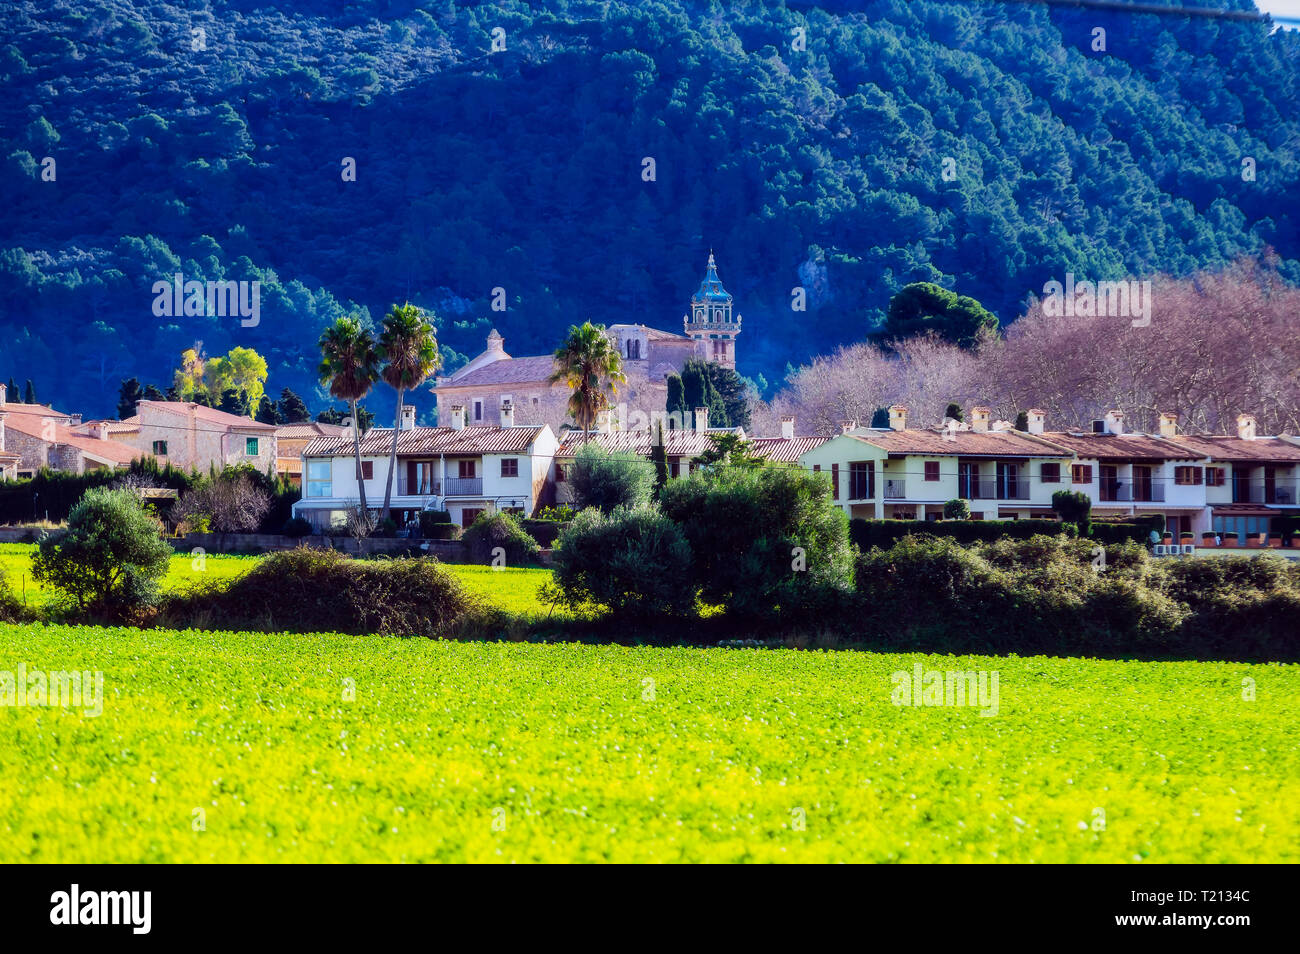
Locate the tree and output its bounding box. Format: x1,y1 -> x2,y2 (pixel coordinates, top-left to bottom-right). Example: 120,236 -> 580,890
143,384 -> 166,402
569,442 -> 653,514
218,387 -> 250,417
1014,410 -> 1029,432
943,499 -> 970,520
172,472 -> 272,535
666,373 -> 686,427
318,405 -> 374,432
1052,490 -> 1092,533
869,407 -> 890,428
117,377 -> 144,419
944,403 -> 963,422
880,283 -> 999,349
205,347 -> 268,409
5,378 -> 15,400
377,303 -> 440,519
277,388 -> 310,423
650,419 -> 669,496
548,322 -> 625,442
691,432 -> 765,471
318,315 -> 381,517
30,487 -> 172,612
255,394 -> 282,425
22,379 -> 36,404
172,344 -> 208,401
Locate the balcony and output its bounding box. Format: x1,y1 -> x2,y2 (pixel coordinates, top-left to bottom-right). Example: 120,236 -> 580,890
442,477 -> 483,497
884,479 -> 907,499
1099,479 -> 1167,503
1233,478 -> 1299,505
397,476 -> 441,496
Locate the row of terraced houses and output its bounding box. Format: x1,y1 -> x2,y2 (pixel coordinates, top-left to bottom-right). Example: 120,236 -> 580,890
289,398 -> 1300,544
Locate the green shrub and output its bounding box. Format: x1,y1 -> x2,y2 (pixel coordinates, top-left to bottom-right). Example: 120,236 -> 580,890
282,516 -> 313,537
462,511 -> 540,565
418,510 -> 452,535
942,498 -> 970,520
30,487 -> 173,613
0,566 -> 22,622
659,465 -> 853,620
422,522 -> 461,541
520,518 -> 569,548
1052,489 -> 1092,533
160,547 -> 477,637
849,518 -> 1067,550
568,442 -> 653,514
550,506 -> 696,616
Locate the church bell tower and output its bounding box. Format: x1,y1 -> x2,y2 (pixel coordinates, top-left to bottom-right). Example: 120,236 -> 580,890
683,251 -> 740,370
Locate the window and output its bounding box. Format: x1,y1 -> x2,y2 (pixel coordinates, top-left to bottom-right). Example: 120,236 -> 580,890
458,459 -> 476,478
1041,462 -> 1061,483
501,458 -> 518,477
360,461 -> 373,480
849,461 -> 874,500
245,437 -> 259,456
1206,467 -> 1226,487
1174,466 -> 1203,485
1071,464 -> 1093,484
473,401 -> 482,422
555,463 -> 565,483
152,440 -> 168,456
306,459 -> 332,499
670,459 -> 680,478
924,461 -> 940,482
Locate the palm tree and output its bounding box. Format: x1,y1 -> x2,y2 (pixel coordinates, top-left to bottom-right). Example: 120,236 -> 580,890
377,303 -> 440,520
549,322 -> 626,443
318,316 -> 380,516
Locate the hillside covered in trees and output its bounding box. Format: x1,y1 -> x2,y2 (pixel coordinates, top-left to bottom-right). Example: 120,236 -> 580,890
2,0 -> 1297,419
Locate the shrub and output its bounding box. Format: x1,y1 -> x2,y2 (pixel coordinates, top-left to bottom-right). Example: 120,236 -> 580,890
0,566 -> 22,622
31,487 -> 172,613
422,522 -> 461,541
520,518 -> 568,548
172,472 -> 272,534
659,465 -> 853,620
942,498 -> 970,520
1052,489 -> 1092,533
462,511 -> 540,565
160,548 -> 477,637
282,516 -> 313,537
849,518 -> 1068,550
568,442 -> 653,514
550,506 -> 696,616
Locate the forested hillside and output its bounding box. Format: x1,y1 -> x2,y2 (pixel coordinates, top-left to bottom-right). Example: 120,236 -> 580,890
2,0 -> 1296,419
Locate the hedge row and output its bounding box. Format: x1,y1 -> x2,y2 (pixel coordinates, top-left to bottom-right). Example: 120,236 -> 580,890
849,518 -> 1149,550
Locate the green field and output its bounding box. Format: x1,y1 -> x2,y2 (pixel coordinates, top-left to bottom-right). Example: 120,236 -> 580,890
0,543 -> 557,617
0,620 -> 1295,863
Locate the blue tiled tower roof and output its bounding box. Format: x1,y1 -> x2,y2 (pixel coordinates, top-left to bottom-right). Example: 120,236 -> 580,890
691,251 -> 732,305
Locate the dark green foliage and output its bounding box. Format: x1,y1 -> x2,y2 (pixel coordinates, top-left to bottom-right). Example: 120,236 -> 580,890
117,377 -> 144,419
944,403 -> 963,423
276,388 -> 310,424
658,465 -> 853,621
0,566 -> 23,622
1014,411 -> 1029,432
255,394 -> 282,425
282,516 -> 313,537
22,380 -> 35,405
519,518 -> 568,548
569,442 -> 654,514
317,405 -> 375,432
849,518 -> 1150,550
550,506 -> 696,617
650,420 -> 669,495
160,548 -> 477,638
1052,490 -> 1092,531
879,283 -> 999,348
869,407 -> 890,428
0,459 -> 196,524
31,487 -> 173,613
942,499 -> 970,520
665,375 -> 686,427
462,511 -> 541,566
690,432 -> 765,470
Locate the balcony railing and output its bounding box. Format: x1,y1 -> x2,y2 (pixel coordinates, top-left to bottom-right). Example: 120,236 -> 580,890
1232,479 -> 1299,505
1099,479 -> 1167,503
960,478 -> 1030,501
397,476 -> 441,496
442,477 -> 483,497
884,479 -> 907,499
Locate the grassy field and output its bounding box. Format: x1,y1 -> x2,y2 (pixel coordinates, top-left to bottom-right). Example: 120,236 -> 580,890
0,543 -> 557,617
0,620 -> 1295,863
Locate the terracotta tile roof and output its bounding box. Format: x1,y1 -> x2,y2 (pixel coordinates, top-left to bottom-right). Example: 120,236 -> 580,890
275,422 -> 348,440
435,355 -> 558,389
0,403 -> 73,422
851,428 -> 1070,458
135,400 -> 276,431
1168,435 -> 1300,463
69,419 -> 141,436
607,323 -> 691,341
554,428 -> 743,459
749,436 -> 828,463
303,425 -> 545,457
3,414 -> 140,465
1039,431 -> 1202,461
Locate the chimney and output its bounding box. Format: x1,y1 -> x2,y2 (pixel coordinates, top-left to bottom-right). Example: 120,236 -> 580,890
449,405 -> 465,430
694,406 -> 709,432
71,413 -> 82,425
1237,413 -> 1257,441
1158,412 -> 1178,439
888,405 -> 907,431
91,421 -> 109,441
839,419 -> 857,435
970,407 -> 990,433
1103,409 -> 1124,435
780,416 -> 795,440
499,399 -> 514,428
486,329 -> 505,354
399,404 -> 416,431
1026,409 -> 1046,436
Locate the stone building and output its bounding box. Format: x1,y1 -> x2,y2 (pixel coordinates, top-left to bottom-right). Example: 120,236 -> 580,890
430,253 -> 742,434
0,384 -> 139,477
117,401 -> 277,474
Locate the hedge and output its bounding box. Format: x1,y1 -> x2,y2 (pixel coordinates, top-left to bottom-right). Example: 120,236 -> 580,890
520,518 -> 569,548
849,518 -> 1149,550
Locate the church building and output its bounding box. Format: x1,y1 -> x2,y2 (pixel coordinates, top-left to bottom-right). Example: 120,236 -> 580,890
430,253 -> 741,433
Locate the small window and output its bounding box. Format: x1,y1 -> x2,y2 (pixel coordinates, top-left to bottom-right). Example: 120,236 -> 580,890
152,440 -> 168,456
245,437 -> 259,456
924,461 -> 940,482
555,463 -> 566,483
1071,464 -> 1093,484
1175,465 -> 1202,486
1041,462 -> 1061,483
458,459 -> 475,478
360,461 -> 373,480
473,401 -> 482,422
501,458 -> 518,477
670,459 -> 680,478
1206,467 -> 1225,487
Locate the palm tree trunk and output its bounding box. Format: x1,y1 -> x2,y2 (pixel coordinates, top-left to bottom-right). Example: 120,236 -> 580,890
382,386 -> 404,520
350,397 -> 368,515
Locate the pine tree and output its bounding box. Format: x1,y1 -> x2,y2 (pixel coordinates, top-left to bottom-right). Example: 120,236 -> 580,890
22,380 -> 35,404
255,394 -> 282,425
117,377 -> 144,419
277,387 -> 310,423
650,419 -> 669,496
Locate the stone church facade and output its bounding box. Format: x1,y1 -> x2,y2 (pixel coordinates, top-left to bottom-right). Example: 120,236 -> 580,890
430,254 -> 741,434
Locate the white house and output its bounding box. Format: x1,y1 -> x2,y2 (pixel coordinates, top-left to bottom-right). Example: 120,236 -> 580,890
293,401 -> 557,531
